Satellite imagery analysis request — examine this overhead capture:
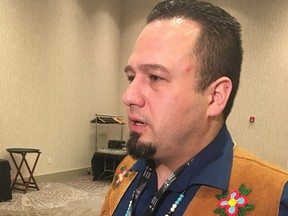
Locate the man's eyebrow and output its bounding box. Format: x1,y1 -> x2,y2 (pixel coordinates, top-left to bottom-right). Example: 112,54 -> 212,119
140,64 -> 168,73
124,64 -> 168,74
124,65 -> 134,73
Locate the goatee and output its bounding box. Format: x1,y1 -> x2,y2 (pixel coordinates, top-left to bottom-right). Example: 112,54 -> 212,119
126,132 -> 156,159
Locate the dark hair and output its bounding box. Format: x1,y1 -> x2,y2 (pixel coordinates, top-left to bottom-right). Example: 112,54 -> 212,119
147,0 -> 243,120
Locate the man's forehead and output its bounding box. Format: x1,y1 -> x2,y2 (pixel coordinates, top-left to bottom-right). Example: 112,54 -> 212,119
131,18 -> 200,58
126,18 -> 200,74
144,18 -> 201,33
135,18 -> 201,48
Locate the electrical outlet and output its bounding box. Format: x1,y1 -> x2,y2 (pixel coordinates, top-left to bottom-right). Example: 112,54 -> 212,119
48,158 -> 52,165
87,167 -> 92,175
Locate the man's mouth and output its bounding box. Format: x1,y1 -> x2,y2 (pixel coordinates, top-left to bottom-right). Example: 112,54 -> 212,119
134,120 -> 145,126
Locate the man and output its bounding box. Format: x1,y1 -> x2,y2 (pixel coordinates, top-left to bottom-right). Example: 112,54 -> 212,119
100,0 -> 288,215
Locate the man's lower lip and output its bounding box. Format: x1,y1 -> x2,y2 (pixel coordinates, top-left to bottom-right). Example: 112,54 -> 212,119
130,124 -> 146,131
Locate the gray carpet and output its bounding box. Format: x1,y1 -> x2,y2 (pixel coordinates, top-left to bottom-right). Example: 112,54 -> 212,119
0,175 -> 111,216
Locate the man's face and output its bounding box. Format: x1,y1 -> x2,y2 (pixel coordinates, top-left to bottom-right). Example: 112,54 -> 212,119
122,18 -> 210,161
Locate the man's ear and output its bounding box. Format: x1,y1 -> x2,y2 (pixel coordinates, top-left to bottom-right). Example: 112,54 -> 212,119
207,77 -> 232,117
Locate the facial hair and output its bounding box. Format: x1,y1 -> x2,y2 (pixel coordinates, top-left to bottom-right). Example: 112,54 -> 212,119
126,132 -> 156,159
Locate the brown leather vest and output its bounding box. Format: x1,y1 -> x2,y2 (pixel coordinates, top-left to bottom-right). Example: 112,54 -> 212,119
100,147 -> 288,215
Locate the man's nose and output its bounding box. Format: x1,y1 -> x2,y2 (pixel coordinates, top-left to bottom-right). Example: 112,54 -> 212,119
122,78 -> 145,107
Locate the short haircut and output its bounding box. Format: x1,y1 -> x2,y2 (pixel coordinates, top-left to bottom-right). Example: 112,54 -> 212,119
147,0 -> 243,119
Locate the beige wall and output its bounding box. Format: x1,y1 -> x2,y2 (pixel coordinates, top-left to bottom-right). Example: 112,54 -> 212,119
0,0 -> 123,176
1,0 -> 288,178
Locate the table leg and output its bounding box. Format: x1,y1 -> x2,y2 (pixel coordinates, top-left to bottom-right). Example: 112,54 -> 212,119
23,152 -> 41,193
9,152 -> 41,194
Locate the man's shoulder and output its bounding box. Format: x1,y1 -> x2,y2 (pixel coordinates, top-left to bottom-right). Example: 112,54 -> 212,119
233,146 -> 288,176
225,146 -> 288,215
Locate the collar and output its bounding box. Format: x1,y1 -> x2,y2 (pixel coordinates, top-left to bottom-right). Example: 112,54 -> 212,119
130,124 -> 233,192
175,124 -> 233,191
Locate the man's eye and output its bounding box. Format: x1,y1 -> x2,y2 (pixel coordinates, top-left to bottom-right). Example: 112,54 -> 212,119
149,75 -> 162,81
127,76 -> 135,83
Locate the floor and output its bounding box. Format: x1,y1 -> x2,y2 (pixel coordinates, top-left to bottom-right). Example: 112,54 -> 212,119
0,175 -> 111,216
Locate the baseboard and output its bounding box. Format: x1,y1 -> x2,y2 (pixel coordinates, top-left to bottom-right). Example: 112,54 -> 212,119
34,167 -> 92,183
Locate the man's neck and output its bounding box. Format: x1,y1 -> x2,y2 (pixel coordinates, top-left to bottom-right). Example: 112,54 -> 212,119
153,121 -> 224,189
153,152 -> 196,189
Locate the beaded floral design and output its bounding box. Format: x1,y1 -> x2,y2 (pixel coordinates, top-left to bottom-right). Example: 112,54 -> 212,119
214,184 -> 255,216
114,166 -> 129,188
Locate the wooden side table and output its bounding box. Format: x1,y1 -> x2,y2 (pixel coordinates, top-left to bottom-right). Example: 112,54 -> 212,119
6,148 -> 41,194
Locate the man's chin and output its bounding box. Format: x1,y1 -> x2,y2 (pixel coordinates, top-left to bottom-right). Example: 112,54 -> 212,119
126,132 -> 156,159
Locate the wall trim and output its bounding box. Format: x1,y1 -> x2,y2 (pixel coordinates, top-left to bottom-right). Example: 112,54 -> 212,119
34,167 -> 92,183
